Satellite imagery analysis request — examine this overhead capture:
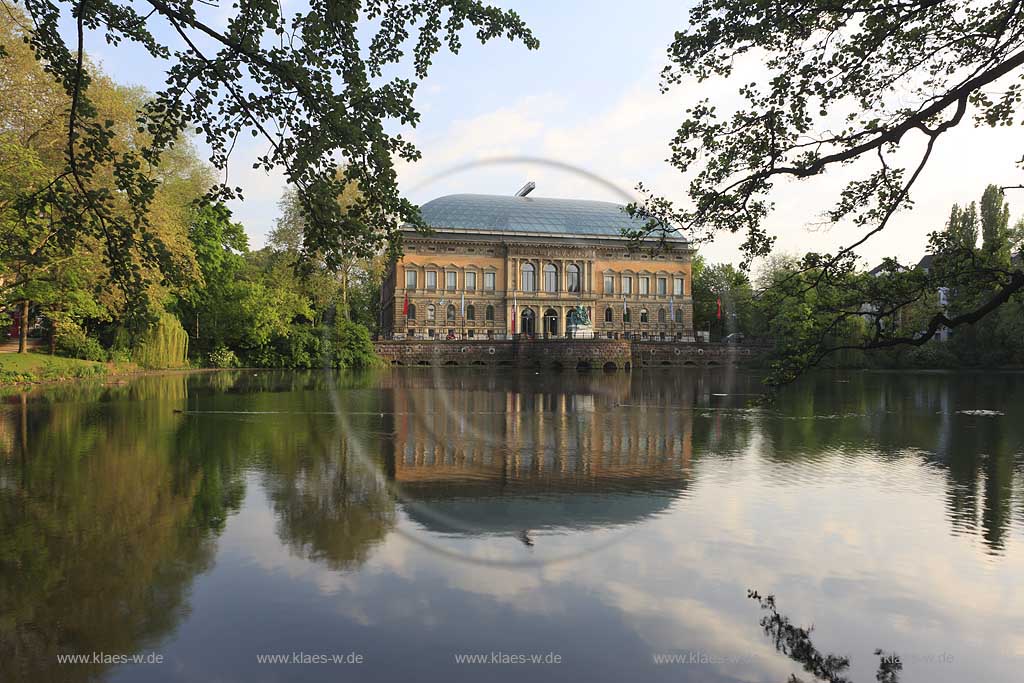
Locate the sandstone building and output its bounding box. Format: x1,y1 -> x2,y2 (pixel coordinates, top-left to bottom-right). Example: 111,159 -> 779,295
380,191 -> 694,341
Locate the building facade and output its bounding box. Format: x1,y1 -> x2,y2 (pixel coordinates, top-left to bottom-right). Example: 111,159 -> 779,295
381,193 -> 695,341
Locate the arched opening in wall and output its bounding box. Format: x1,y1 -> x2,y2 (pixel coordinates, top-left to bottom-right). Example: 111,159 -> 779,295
661,360 -> 673,366
624,361 -> 632,371
683,360 -> 698,367
416,360 -> 431,366
391,360 -> 404,366
576,360 -> 592,371
497,359 -> 514,366
471,360 -> 487,366
707,360 -> 721,367
443,360 -> 459,366
603,361 -> 617,372
543,308 -> 559,337
521,262 -> 536,292
544,263 -> 558,292
521,308 -> 537,337
567,263 -> 581,293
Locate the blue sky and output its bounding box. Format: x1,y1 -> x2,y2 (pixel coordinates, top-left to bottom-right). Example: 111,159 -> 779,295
87,0 -> 1023,268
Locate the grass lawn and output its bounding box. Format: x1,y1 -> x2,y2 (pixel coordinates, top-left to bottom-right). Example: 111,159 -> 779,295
0,350 -> 132,384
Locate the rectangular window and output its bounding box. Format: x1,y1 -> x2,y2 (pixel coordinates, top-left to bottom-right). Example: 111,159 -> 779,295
622,276 -> 632,294
426,271 -> 437,290
446,271 -> 457,290
604,275 -> 614,294
465,272 -> 476,290
484,272 -> 496,290
640,277 -> 650,295
674,277 -> 684,296
657,277 -> 667,295
405,270 -> 417,289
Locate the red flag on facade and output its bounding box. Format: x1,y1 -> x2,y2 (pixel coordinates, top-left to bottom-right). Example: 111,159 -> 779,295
716,297 -> 722,320
402,293 -> 409,316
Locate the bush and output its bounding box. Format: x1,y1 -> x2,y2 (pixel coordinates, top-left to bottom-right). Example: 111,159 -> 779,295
108,348 -> 132,364
54,321 -> 107,362
244,319 -> 380,369
39,360 -> 107,381
331,318 -> 380,369
208,345 -> 239,368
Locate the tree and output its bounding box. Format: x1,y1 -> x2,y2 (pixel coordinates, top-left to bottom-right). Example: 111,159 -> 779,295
980,184 -> 1011,266
692,260 -> 757,339
2,8 -> 207,357
3,0 -> 537,318
946,203 -> 978,251
627,0 -> 1024,381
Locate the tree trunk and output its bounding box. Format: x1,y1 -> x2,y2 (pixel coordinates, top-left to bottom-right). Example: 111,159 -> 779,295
18,299 -> 29,353
341,269 -> 349,320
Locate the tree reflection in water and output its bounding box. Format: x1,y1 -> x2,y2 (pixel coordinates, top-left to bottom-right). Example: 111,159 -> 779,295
748,590 -> 901,683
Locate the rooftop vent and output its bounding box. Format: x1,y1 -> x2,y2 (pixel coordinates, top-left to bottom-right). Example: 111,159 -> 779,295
515,181 -> 536,197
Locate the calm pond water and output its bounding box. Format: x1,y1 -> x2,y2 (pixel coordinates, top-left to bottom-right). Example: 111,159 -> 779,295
1,368 -> 1023,683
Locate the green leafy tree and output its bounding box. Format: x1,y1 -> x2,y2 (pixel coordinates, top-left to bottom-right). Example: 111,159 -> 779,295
625,0 -> 1024,383
980,184 -> 1011,266
946,202 -> 978,250
4,0 -> 536,320
692,260 -> 757,339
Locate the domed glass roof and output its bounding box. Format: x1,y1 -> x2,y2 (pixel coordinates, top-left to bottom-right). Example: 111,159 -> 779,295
416,193 -> 685,241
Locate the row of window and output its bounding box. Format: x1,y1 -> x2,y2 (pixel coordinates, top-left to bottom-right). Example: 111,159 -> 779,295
406,303 -> 496,323
520,263 -> 582,292
604,274 -> 683,296
404,265 -> 686,296
604,307 -> 685,324
406,270 -> 497,291
405,303 -> 685,325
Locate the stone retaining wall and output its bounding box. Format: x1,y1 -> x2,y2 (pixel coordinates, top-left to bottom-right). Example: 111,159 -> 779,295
374,339 -> 764,370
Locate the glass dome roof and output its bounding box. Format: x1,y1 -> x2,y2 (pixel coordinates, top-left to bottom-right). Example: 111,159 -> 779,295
416,193 -> 685,241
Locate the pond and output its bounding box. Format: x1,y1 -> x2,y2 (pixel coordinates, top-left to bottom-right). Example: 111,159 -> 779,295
1,368 -> 1022,682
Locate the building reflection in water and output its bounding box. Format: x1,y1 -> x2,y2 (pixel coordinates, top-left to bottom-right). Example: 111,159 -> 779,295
377,371 -> 724,538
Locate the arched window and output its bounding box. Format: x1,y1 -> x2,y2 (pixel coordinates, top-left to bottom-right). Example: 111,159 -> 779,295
658,308 -> 666,323
407,303 -> 416,320
521,262 -> 536,292
675,309 -> 684,324
466,304 -> 475,321
427,304 -> 436,321
604,307 -> 613,323
640,308 -> 649,323
567,263 -> 581,293
623,308 -> 631,323
485,305 -> 495,321
446,304 -> 456,321
543,263 -> 558,292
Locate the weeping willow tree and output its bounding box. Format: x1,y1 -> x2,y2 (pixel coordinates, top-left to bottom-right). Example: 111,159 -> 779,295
133,312 -> 189,369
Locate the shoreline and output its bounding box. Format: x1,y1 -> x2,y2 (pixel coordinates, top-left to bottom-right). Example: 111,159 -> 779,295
0,352 -> 222,389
